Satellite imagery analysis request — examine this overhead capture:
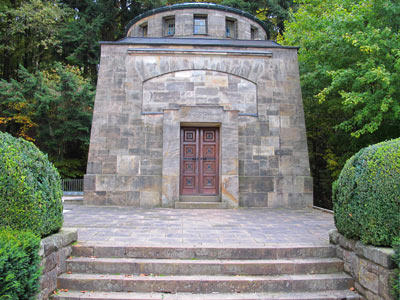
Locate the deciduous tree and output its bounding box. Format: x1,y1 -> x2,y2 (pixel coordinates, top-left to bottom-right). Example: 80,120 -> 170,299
282,0 -> 400,208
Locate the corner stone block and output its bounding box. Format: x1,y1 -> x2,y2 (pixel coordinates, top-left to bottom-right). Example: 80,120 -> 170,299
84,175 -> 96,191
288,192 -> 313,208
161,175 -> 179,208
338,234 -> 357,251
329,229 -> 340,245
86,162 -> 102,174
355,242 -> 395,269
221,175 -> 239,208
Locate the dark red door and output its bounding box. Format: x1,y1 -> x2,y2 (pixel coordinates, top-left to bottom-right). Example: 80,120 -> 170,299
180,127 -> 219,195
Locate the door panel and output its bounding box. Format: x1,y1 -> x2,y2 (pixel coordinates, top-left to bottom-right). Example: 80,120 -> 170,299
181,128 -> 198,195
180,127 -> 219,196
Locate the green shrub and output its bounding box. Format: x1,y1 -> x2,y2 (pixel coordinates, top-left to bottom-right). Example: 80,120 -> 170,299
0,228 -> 41,300
393,237 -> 400,298
0,132 -> 63,237
332,138 -> 400,246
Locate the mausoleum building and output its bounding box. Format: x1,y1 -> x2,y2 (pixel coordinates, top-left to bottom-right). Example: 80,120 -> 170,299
84,3 -> 313,208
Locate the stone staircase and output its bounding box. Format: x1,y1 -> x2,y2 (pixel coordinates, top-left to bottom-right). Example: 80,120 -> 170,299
52,244 -> 361,299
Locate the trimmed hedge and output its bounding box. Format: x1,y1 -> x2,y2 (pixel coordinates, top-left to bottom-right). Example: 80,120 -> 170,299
332,138 -> 400,246
0,132 -> 63,237
0,228 -> 41,300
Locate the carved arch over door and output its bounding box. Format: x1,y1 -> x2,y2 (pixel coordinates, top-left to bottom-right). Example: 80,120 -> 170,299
142,70 -> 257,114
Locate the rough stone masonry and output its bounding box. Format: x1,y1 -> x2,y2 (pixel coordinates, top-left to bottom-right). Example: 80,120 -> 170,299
84,3 -> 313,208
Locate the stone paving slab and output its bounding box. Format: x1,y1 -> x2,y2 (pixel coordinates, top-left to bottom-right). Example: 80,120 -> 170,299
63,206 -> 335,246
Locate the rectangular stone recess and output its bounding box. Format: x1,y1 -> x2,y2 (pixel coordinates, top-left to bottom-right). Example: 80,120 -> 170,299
142,70 -> 257,115
180,127 -> 219,196
162,106 -> 239,208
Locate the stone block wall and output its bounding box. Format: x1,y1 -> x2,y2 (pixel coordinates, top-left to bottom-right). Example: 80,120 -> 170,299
329,229 -> 396,300
143,70 -> 257,114
85,43 -> 312,208
37,229 -> 77,300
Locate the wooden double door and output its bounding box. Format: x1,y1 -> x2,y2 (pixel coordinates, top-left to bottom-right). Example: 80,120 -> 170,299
180,127 -> 219,196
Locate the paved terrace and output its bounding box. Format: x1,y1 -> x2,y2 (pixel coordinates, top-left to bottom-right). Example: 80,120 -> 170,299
63,206 -> 335,246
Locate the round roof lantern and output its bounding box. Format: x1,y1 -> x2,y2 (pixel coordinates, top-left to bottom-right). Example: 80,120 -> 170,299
126,3 -> 270,40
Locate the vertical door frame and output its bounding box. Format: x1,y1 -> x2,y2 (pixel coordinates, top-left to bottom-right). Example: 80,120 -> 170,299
161,106 -> 239,208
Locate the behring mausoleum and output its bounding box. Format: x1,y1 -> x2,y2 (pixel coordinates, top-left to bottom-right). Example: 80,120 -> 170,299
84,3 -> 313,208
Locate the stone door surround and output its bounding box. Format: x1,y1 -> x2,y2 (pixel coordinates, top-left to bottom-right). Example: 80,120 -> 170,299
162,105 -> 239,208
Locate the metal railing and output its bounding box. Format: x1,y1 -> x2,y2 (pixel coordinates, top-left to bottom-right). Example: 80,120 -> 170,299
61,179 -> 84,195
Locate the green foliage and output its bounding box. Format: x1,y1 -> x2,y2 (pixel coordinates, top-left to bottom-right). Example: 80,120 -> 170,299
392,237 -> 400,298
282,0 -> 400,208
0,0 -> 71,80
0,64 -> 94,178
0,228 -> 41,300
283,0 -> 400,137
332,138 -> 400,246
60,0 -> 159,82
0,131 -> 63,237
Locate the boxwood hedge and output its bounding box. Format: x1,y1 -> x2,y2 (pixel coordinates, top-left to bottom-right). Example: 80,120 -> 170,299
0,132 -> 63,237
0,228 -> 41,300
332,138 -> 400,246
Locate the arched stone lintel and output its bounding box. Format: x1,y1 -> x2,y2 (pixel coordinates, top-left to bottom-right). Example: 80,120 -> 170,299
133,56 -> 264,84
142,69 -> 258,115
143,68 -> 258,85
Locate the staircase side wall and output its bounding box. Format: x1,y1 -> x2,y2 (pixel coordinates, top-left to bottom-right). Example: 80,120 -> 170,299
330,230 -> 396,300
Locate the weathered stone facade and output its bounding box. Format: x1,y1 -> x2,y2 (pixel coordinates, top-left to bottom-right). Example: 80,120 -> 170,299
330,230 -> 397,300
85,3 -> 312,208
37,229 -> 77,300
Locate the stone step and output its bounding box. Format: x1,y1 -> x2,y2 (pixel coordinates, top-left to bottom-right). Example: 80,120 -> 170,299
175,202 -> 227,209
180,195 -> 220,202
63,196 -> 84,205
52,290 -> 362,300
67,257 -> 344,276
57,273 -> 354,293
72,244 -> 336,260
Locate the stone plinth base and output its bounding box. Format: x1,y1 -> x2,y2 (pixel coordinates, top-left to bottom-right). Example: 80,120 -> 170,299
37,228 -> 78,300
329,229 -> 396,300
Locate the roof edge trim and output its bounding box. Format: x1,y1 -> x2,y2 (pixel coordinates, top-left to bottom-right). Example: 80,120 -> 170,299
99,37 -> 300,50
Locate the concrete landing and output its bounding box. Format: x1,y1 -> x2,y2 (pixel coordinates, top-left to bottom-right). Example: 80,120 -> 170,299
62,206 -> 334,246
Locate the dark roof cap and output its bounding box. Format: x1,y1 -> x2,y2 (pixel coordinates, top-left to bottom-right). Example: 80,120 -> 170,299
125,2 -> 270,39
100,37 -> 299,50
